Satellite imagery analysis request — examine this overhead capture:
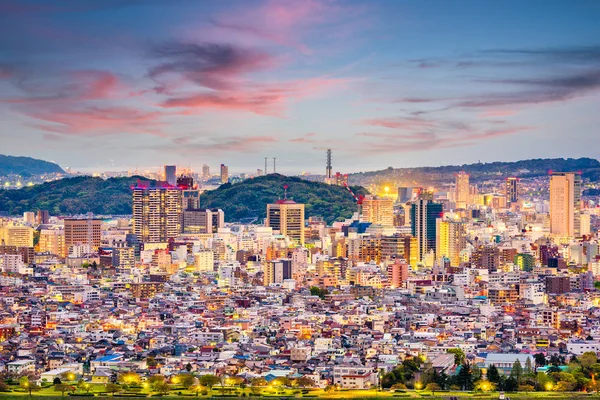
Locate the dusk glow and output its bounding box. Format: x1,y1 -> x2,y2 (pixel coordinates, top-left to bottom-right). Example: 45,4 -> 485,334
1,0 -> 599,173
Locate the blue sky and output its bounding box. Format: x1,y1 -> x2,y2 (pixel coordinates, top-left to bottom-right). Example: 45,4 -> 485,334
1,0 -> 599,174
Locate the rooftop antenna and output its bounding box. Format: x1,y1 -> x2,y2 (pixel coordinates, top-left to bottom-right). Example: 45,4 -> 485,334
264,157 -> 268,175
283,184 -> 288,200
273,157 -> 277,174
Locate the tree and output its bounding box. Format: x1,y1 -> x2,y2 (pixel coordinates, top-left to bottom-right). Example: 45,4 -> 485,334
504,377 -> 518,392
524,358 -> 534,376
447,349 -> 466,366
324,385 -> 334,393
310,286 -> 327,299
199,375 -> 219,390
53,377 -> 62,385
534,353 -> 546,367
487,364 -> 501,384
474,380 -> 495,392
148,375 -> 166,387
20,376 -> 41,396
54,384 -> 74,397
456,363 -> 473,391
185,363 -> 193,373
105,383 -> 121,396
118,372 -> 141,385
579,352 -> 598,371
295,376 -> 314,388
510,360 -> 523,383
176,373 -> 196,389
190,384 -> 203,397
153,382 -> 170,395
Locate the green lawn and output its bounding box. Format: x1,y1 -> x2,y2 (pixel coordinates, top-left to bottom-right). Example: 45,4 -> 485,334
0,384 -> 598,399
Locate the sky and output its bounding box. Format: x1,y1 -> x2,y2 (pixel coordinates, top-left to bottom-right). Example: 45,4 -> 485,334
1,0 -> 600,175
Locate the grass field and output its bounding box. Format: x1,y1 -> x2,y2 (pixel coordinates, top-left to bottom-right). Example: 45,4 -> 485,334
0,383 -> 597,399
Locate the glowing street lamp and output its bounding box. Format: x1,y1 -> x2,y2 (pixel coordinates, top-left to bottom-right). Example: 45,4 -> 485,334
545,382 -> 554,391
414,382 -> 423,390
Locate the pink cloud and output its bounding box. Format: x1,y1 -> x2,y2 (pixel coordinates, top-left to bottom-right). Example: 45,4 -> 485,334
289,132 -> 317,143
25,106 -> 164,136
360,117 -> 436,129
478,109 -> 517,118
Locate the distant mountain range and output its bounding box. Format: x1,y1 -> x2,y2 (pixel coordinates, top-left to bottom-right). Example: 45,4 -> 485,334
350,157 -> 600,186
0,154 -> 65,176
0,174 -> 369,223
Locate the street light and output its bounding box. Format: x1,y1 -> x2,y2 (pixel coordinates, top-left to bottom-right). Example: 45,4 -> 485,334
414,382 -> 423,390
545,382 -> 553,391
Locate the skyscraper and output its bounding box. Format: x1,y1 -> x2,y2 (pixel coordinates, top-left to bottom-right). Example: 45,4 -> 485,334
36,210 -> 50,225
506,177 -> 519,204
455,171 -> 470,209
326,149 -> 332,182
202,164 -> 210,180
410,199 -> 443,263
436,218 -> 466,266
361,195 -> 394,226
549,172 -> 582,237
397,187 -> 413,203
266,200 -> 305,245
220,164 -> 229,184
164,165 -> 176,186
132,182 -> 183,243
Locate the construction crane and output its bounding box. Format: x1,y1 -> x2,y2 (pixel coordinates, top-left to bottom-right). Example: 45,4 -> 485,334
343,182 -> 365,215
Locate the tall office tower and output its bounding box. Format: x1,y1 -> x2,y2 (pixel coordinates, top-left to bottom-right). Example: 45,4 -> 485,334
64,218 -> 102,251
183,208 -> 225,234
410,199 -> 443,263
23,212 -> 35,225
220,164 -> 229,184
326,149 -> 333,182
455,171 -> 470,209
361,195 -> 394,226
164,165 -> 176,185
264,259 -> 293,286
505,177 -> 519,204
550,172 -> 582,237
266,200 -> 305,245
132,183 -> 183,243
202,164 -> 210,180
397,187 -> 413,203
36,210 -> 50,225
436,218 -> 467,266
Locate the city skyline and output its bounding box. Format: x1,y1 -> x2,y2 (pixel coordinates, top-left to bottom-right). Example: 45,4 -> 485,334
1,0 -> 600,173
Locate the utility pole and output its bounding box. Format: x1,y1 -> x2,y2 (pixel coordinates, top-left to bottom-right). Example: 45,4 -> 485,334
273,157 -> 276,174
264,157 -> 268,175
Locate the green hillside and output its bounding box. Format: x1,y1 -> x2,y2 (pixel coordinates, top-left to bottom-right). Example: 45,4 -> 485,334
0,154 -> 65,176
0,174 -> 367,223
0,176 -> 148,216
200,174 -> 369,224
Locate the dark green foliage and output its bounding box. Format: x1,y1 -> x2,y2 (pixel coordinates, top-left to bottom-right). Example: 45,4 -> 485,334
309,286 -> 328,299
487,364 -> 501,384
0,176 -> 153,216
199,174 -> 369,224
0,154 -> 64,176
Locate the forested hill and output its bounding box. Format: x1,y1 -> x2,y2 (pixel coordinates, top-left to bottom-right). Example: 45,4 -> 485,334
199,174 -> 369,224
0,154 -> 65,176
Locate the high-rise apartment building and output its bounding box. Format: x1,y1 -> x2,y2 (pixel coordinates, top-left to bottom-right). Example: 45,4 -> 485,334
220,164 -> 229,184
266,200 -> 305,245
23,212 -> 35,225
183,209 -> 225,234
64,218 -> 102,251
0,225 -> 34,247
132,183 -> 183,243
505,177 -> 519,204
202,164 -> 210,180
436,219 -> 466,266
397,187 -> 413,203
39,229 -> 66,257
164,165 -> 176,186
387,260 -> 409,288
361,196 -> 394,226
549,172 -> 582,237
455,171 -> 470,209
410,199 -> 443,263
